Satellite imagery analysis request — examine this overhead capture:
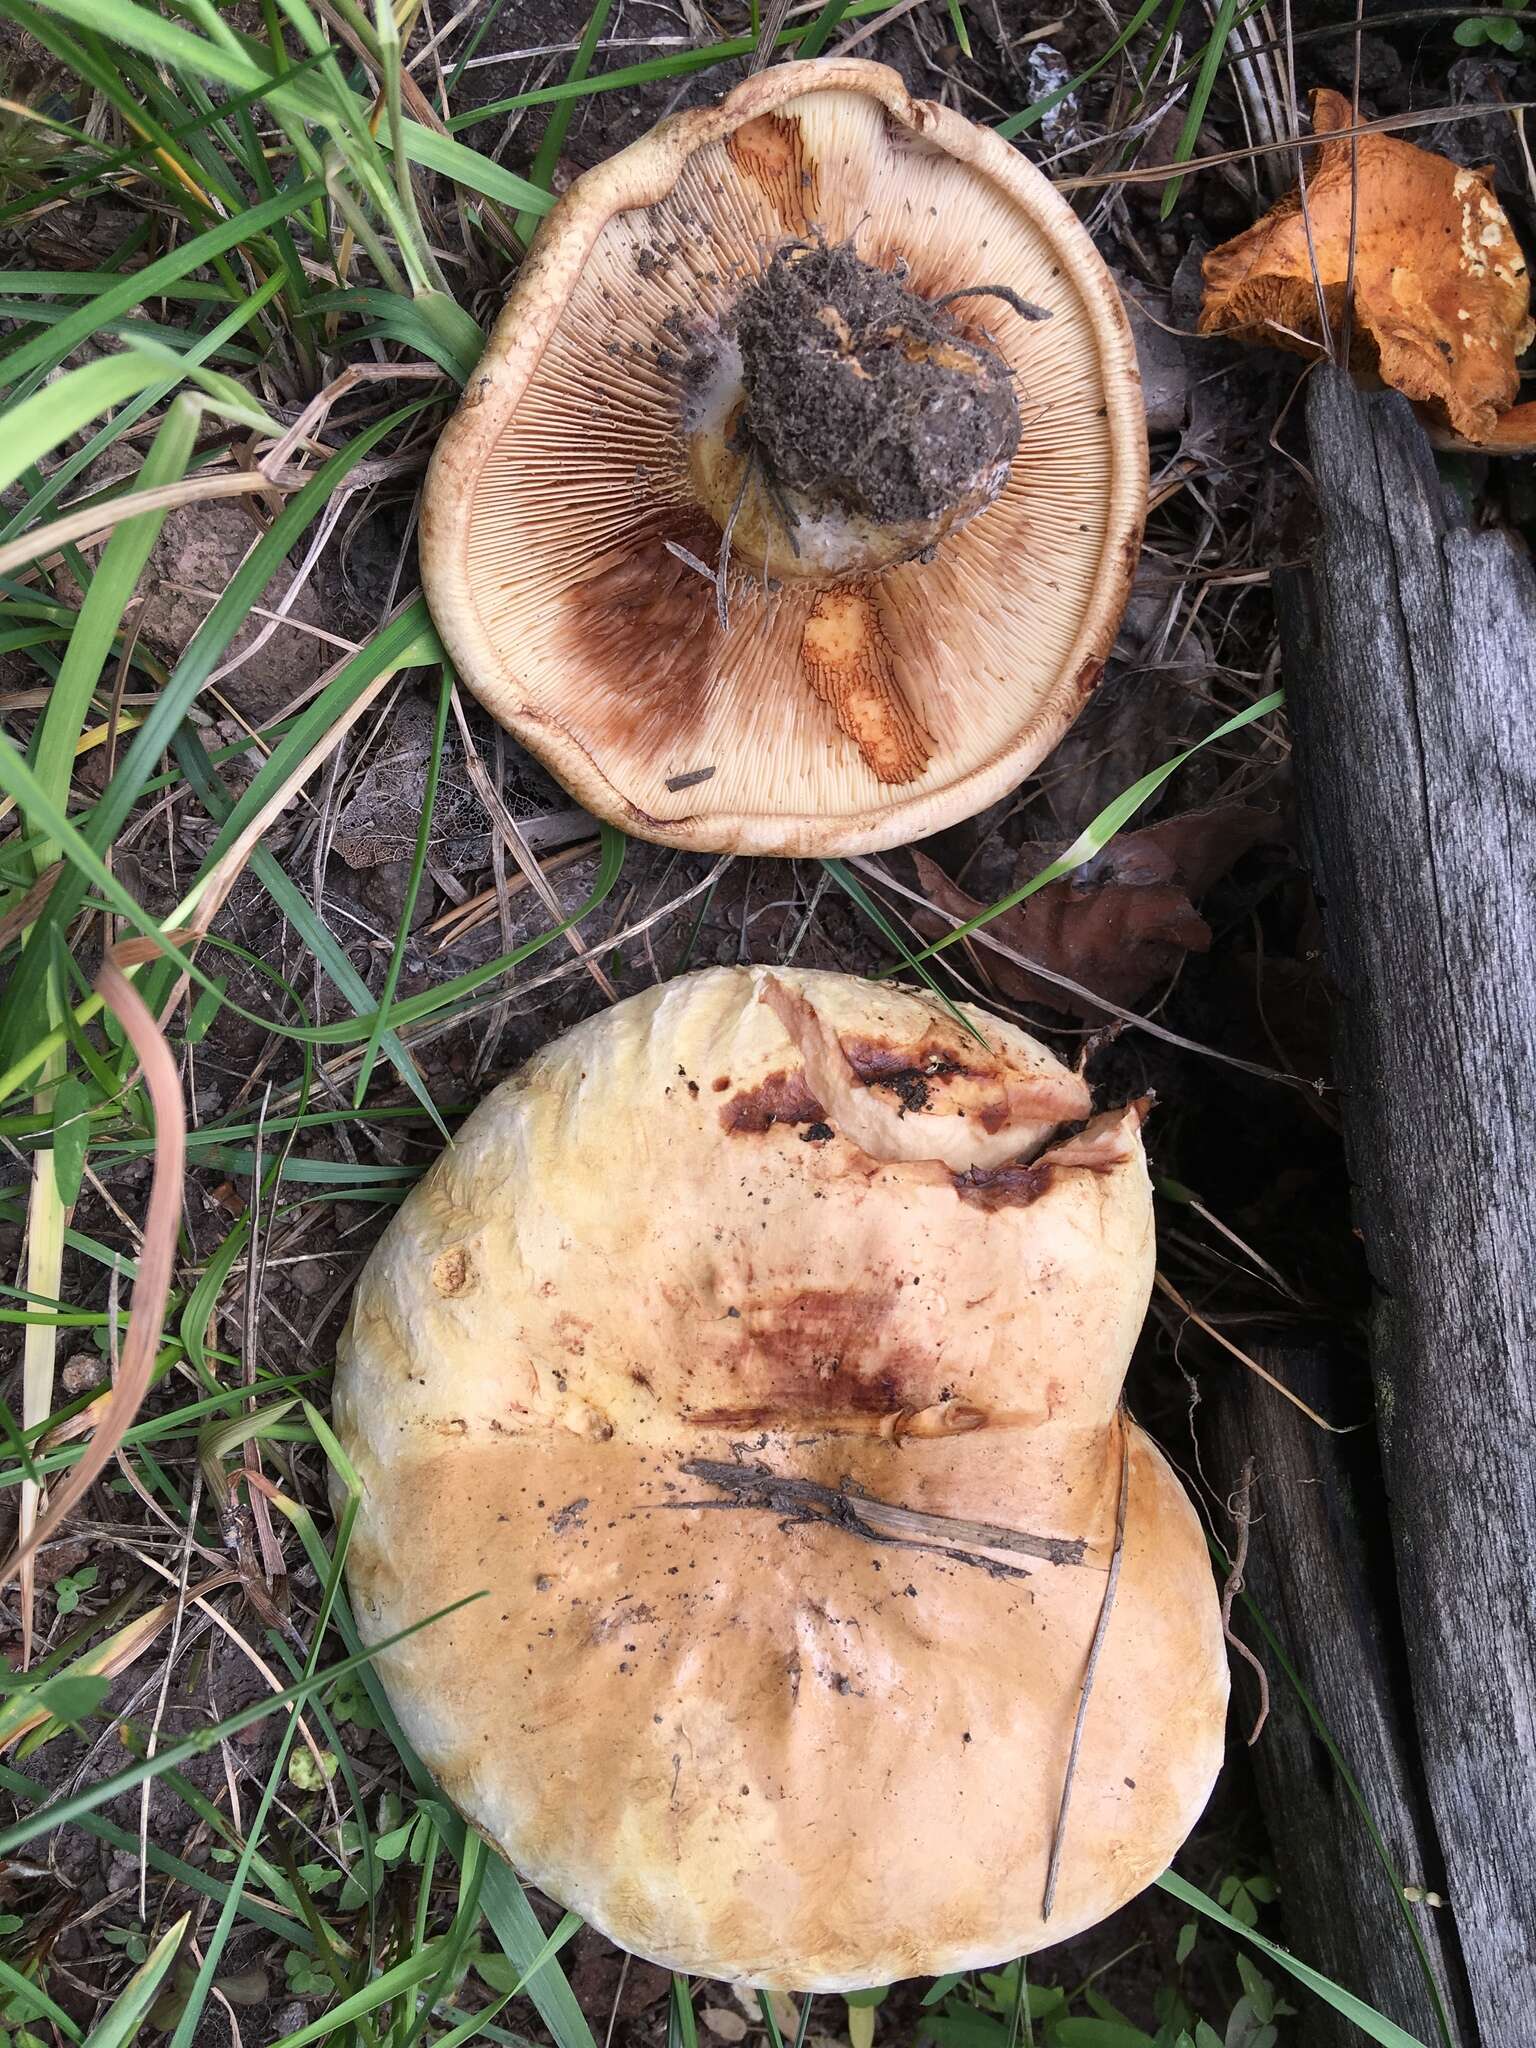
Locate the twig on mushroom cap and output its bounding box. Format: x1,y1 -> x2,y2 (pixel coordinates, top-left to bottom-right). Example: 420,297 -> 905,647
673,1458 -> 1093,1578
1042,1415 -> 1131,1922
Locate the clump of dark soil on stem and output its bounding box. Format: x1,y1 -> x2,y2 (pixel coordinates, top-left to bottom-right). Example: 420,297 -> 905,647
732,240 -> 1022,527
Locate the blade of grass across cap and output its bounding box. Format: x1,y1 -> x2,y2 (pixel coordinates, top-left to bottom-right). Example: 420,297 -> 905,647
891,690 -> 1285,973
1160,0 -> 1242,217
1156,1870 -> 1430,2047
821,858 -> 990,1049
513,0 -> 616,244
79,1913 -> 190,2048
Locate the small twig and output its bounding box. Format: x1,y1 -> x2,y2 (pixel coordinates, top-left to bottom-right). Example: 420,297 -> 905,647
674,1459 -> 1090,1576
933,284 -> 1052,322
1221,1457 -> 1271,1746
1042,1417 -> 1130,1921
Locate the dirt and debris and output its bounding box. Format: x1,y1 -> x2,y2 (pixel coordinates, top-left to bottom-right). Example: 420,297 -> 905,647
731,239 -> 1022,527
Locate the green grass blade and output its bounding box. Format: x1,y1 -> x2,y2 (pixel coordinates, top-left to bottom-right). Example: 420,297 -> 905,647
996,0 -> 1163,139
821,858 -> 989,1047
0,274 -> 286,547
0,354 -> 172,496
1156,1871 -> 1429,2047
0,179 -> 322,390
355,665 -> 450,1104
0,1595 -> 484,1857
81,1914 -> 190,2048
513,0 -> 616,244
1160,0 -> 1242,217
891,688 -> 1285,971
0,1952 -> 85,2041
795,0 -> 853,60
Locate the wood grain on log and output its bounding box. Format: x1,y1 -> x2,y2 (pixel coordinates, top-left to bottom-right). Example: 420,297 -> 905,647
1207,1347 -> 1472,2047
1272,367 -> 1536,2045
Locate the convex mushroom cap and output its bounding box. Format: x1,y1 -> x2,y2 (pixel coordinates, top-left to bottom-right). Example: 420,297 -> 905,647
334,967 -> 1228,1989
422,60 -> 1147,856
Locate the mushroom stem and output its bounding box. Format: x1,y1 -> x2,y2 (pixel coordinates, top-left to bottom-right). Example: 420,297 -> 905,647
685,241 -> 1023,586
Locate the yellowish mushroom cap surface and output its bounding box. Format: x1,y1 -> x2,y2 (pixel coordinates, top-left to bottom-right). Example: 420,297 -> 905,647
422,61 -> 1147,856
334,968 -> 1228,1989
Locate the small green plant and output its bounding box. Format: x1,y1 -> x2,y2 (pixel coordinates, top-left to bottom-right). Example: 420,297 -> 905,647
283,1947 -> 332,1999
1455,0 -> 1528,50
922,1942 -> 1295,2048
51,1562 -> 97,1615
1217,1872 -> 1279,1932
102,1925 -> 150,1966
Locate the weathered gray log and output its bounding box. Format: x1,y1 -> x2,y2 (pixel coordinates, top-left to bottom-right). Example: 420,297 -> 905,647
1207,1348 -> 1472,2047
1271,367 -> 1536,2046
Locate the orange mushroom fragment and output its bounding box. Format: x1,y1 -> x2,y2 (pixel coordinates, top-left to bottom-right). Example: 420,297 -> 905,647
1200,88 -> 1533,445
422,59 -> 1147,857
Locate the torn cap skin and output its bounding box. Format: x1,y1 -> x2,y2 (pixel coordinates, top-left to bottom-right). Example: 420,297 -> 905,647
421,60 -> 1147,856
334,967 -> 1228,1990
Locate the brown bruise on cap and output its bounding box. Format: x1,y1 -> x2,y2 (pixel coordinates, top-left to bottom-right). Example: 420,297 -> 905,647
801,585 -> 932,782
726,113 -> 820,235
426,61 -> 1148,853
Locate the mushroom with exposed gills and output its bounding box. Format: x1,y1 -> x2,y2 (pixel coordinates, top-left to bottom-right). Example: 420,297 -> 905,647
334,966 -> 1229,1989
421,59 -> 1148,856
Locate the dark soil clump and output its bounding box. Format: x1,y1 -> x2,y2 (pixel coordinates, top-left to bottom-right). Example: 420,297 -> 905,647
732,240 -> 1021,526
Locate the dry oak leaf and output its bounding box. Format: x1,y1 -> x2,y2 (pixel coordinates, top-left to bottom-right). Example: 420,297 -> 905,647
1200,88 -> 1533,444
912,805 -> 1282,1021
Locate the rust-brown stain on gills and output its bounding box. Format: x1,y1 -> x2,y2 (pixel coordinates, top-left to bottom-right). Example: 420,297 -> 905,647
726,113 -> 819,234
558,530 -> 720,756
801,586 -> 932,783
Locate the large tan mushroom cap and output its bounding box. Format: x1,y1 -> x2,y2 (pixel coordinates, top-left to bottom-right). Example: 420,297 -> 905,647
334,968 -> 1227,1988
421,61 -> 1147,856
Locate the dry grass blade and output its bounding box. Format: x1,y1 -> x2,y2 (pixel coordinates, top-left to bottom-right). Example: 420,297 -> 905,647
0,1570 -> 240,1754
1154,1272 -> 1343,1432
0,949 -> 186,1592
0,471 -> 293,579
1041,1415 -> 1130,1921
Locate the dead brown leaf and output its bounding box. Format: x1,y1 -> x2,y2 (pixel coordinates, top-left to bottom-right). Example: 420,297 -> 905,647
912,806 -> 1282,1020
1200,88 -> 1533,443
